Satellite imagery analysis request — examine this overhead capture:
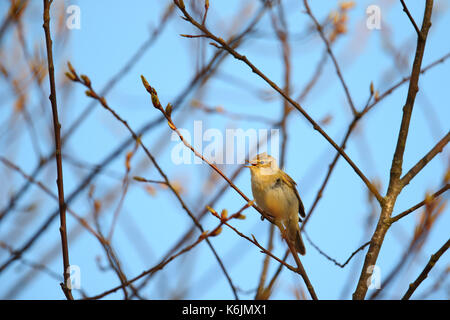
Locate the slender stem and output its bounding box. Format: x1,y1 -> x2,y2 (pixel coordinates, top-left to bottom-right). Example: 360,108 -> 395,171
400,0 -> 422,38
302,0 -> 357,116
286,240 -> 318,300
402,238 -> 450,300
352,0 -> 434,300
42,0 -> 73,300
390,184 -> 449,223
400,132 -> 449,187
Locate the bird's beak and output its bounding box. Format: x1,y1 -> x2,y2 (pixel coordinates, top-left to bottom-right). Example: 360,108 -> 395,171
244,160 -> 254,168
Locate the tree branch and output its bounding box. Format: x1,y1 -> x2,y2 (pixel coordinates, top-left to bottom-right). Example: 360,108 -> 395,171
388,0 -> 434,192
390,184 -> 449,223
402,237 -> 450,299
304,231 -> 371,269
302,0 -> 357,116
400,132 -> 449,187
42,0 -> 73,300
353,0 -> 434,300
400,0 -> 422,39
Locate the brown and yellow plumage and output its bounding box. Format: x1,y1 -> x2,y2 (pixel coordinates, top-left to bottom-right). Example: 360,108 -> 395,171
248,153 -> 306,255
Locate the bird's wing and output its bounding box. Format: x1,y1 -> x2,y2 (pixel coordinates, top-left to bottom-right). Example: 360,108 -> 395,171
280,171 -> 306,218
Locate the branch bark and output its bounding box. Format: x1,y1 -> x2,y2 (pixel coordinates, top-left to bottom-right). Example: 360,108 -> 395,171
303,0 -> 357,116
402,238 -> 450,299
42,0 -> 73,300
352,0 -> 434,300
390,184 -> 449,223
400,132 -> 449,187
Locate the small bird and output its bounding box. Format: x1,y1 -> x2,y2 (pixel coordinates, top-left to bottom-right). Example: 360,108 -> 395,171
247,152 -> 306,255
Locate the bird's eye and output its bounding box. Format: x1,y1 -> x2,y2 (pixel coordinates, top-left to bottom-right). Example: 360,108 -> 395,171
260,161 -> 265,164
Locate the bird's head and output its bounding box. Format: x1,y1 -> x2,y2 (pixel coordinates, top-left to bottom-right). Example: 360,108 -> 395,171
245,152 -> 279,174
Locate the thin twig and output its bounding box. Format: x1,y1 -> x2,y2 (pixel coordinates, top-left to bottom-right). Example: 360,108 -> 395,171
304,231 -> 371,268
0,156 -> 103,243
42,0 -> 73,300
0,241 -> 61,281
255,224 -> 274,299
302,0 -> 357,116
402,238 -> 450,299
400,0 -> 422,39
390,184 -> 449,223
86,204 -> 250,300
400,132 -> 450,187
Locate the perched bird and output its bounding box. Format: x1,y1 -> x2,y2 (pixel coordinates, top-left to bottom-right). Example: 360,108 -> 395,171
247,152 -> 306,255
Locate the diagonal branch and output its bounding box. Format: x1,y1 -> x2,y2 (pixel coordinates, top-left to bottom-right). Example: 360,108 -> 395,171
400,0 -> 422,39
304,231 -> 371,269
402,237 -> 450,299
400,132 -> 449,187
302,0 -> 357,116
390,184 -> 449,223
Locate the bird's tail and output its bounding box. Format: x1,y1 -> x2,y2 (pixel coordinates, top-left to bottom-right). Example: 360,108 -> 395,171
295,230 -> 306,255
288,221 -> 306,255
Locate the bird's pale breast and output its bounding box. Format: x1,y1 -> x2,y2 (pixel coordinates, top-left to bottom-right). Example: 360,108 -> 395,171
251,172 -> 299,223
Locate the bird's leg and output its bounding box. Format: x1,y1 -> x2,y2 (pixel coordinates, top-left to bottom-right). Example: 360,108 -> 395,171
275,221 -> 288,242
260,209 -> 275,224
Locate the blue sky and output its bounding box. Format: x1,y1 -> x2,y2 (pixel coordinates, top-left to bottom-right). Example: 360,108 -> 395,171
0,0 -> 449,300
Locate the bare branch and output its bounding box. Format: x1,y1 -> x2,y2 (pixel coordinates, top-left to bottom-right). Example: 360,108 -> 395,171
402,238 -> 450,299
388,0 -> 434,191
304,231 -> 371,269
302,0 -> 357,116
391,184 -> 449,223
42,0 -> 73,300
400,0 -> 422,39
401,132 -> 450,187
353,0 -> 434,300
